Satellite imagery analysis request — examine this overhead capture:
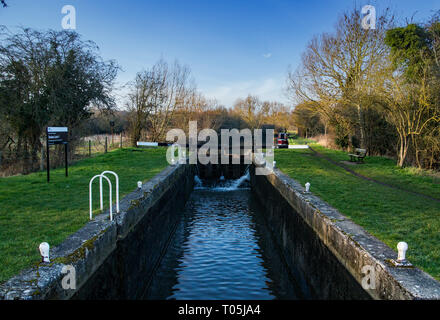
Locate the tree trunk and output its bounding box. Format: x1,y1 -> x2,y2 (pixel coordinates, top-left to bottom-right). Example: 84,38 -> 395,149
30,132 -> 42,172
412,135 -> 422,169
130,121 -> 142,147
397,134 -> 409,167
356,105 -> 366,149
15,134 -> 23,160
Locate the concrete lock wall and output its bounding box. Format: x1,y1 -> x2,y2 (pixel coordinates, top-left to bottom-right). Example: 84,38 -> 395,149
0,164 -> 195,300
251,166 -> 440,300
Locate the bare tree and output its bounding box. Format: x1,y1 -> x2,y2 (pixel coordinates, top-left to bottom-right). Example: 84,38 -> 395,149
126,59 -> 193,144
287,7 -> 393,148
263,101 -> 293,130
232,95 -> 269,129
126,70 -> 156,146
172,91 -> 226,132
381,56 -> 440,167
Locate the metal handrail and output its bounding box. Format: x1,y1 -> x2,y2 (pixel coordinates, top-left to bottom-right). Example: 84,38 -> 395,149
89,174 -> 113,221
100,171 -> 120,213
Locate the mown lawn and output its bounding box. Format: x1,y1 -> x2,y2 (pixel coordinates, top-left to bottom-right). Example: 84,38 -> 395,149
310,144 -> 440,199
0,147 -> 168,283
275,147 -> 440,281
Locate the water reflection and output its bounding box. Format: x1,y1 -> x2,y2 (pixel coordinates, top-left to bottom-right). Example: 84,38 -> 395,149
145,178 -> 306,300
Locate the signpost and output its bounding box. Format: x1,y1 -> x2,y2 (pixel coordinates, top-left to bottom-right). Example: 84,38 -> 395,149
46,127 -> 69,182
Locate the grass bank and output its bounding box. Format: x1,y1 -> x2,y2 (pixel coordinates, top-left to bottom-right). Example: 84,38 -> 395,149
275,146 -> 440,281
0,147 -> 168,283
310,144 -> 440,199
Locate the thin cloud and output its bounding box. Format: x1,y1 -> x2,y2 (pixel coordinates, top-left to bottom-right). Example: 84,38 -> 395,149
262,53 -> 272,58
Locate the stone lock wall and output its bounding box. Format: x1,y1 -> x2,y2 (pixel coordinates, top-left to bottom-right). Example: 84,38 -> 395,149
0,164 -> 195,300
251,166 -> 440,300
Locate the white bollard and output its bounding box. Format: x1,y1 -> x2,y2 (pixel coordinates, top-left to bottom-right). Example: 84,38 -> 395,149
397,242 -> 408,262
273,161 -> 276,169
39,242 -> 50,263
305,182 -> 311,192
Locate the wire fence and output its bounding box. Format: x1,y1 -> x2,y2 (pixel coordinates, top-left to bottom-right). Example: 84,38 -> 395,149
0,132 -> 132,177
74,133 -> 131,158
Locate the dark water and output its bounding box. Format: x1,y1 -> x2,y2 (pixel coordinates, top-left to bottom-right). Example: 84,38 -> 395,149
145,177 -> 306,300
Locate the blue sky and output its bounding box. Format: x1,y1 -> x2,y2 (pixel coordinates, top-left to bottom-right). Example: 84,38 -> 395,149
1,0 -> 439,108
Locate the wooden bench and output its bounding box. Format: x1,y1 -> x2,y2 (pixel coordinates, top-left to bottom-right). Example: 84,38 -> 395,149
348,148 -> 367,163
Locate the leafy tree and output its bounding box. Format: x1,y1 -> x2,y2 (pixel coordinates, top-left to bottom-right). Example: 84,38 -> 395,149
384,20 -> 440,167
385,24 -> 431,81
0,27 -> 118,172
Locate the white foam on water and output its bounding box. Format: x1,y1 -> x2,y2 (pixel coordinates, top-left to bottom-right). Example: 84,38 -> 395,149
194,168 -> 250,192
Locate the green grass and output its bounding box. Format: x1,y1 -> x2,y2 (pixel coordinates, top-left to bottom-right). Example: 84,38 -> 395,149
288,137 -> 315,145
0,147 -> 168,284
310,144 -> 440,199
275,147 -> 440,280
